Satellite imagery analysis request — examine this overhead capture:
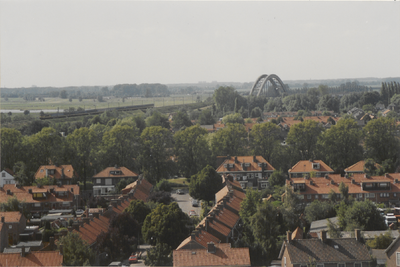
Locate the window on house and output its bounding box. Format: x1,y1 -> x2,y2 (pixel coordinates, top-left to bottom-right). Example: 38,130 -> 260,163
34,203 -> 41,207
105,179 -> 112,185
260,183 -> 267,189
315,195 -> 319,199
284,257 -> 286,267
96,179 -> 101,184
322,194 -> 329,199
298,195 -> 304,200
337,263 -> 345,267
395,193 -> 397,197
397,252 -> 400,266
380,193 -> 389,198
354,263 -> 361,267
9,225 -> 12,229
2,173 -> 5,177
307,195 -> 312,199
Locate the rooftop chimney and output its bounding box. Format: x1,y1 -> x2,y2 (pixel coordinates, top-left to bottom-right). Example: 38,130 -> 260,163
1,217 -> 4,223
287,231 -> 292,243
207,242 -> 216,253
320,230 -> 327,243
191,232 -> 196,241
253,156 -> 257,162
21,246 -> 26,257
355,229 -> 361,241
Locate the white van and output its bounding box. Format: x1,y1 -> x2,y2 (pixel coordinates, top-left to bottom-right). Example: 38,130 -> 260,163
385,213 -> 397,226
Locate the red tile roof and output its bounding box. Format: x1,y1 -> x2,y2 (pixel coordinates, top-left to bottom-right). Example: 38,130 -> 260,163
344,160 -> 382,173
93,166 -> 138,178
34,165 -> 77,180
173,243 -> 251,267
176,229 -> 221,250
0,184 -> 80,204
216,156 -> 275,173
289,160 -> 334,174
122,178 -> 153,201
288,173 -> 400,195
0,211 -> 23,222
0,251 -> 63,266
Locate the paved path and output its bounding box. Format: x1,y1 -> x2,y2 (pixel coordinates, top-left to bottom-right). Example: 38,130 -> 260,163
171,188 -> 202,216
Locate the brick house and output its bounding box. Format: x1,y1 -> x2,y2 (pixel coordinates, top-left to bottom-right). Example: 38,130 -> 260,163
216,156 -> 275,190
0,184 -> 80,216
0,168 -> 16,187
286,173 -> 400,206
344,160 -> 382,176
279,230 -> 371,267
288,160 -> 334,179
0,212 -> 27,249
385,235 -> 400,267
34,165 -> 78,185
173,242 -> 250,267
92,166 -> 138,196
0,249 -> 63,266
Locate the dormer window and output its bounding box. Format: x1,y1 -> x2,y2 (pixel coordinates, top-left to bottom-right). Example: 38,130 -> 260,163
109,170 -> 122,175
312,163 -> 320,169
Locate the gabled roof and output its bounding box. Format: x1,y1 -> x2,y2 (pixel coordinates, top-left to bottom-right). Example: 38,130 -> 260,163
3,168 -> 15,176
34,164 -> 77,180
216,156 -> 275,173
288,173 -> 400,195
385,235 -> 400,255
176,229 -> 221,250
0,211 -> 23,223
173,243 -> 251,267
288,160 -> 334,173
280,238 -> 370,263
0,251 -> 63,266
93,166 -> 138,178
291,226 -> 303,240
0,184 -> 80,204
344,160 -> 382,173
215,186 -> 229,203
121,178 -> 153,201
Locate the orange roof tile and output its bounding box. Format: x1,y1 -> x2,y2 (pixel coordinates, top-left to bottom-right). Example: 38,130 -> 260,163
0,184 -> 79,204
215,186 -> 229,203
0,251 -> 63,266
0,211 -> 23,222
216,156 -> 275,173
344,160 -> 382,173
176,229 -> 221,250
34,164 -> 77,180
173,243 -> 251,267
289,160 -> 333,174
288,173 -> 400,195
93,166 -> 138,178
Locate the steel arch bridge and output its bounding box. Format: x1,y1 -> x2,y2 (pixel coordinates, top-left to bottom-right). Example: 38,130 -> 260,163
249,74 -> 286,97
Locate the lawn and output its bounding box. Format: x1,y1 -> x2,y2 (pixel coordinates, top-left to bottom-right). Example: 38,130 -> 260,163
1,94 -> 209,112
168,178 -> 189,187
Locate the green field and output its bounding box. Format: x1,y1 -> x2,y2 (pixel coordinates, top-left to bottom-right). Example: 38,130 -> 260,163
0,94 -> 213,112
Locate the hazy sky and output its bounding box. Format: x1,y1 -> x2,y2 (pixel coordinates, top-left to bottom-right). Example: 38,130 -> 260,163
1,1 -> 399,88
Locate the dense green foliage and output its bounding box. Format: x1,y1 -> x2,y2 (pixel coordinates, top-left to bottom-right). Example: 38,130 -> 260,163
189,165 -> 223,202
60,232 -> 94,266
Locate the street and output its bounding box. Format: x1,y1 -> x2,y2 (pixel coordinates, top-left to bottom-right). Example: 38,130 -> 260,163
171,188 -> 202,217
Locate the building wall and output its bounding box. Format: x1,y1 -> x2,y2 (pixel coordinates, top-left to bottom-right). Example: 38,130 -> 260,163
387,239 -> 400,267
281,247 -> 294,267
0,171 -> 15,188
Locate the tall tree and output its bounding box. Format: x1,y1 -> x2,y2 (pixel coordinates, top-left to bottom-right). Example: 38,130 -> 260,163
363,118 -> 399,164
250,122 -> 281,162
211,123 -> 249,157
139,126 -> 173,183
145,111 -> 170,128
67,127 -> 96,190
124,199 -> 152,225
317,118 -> 363,171
29,127 -> 63,166
171,111 -> 192,131
101,124 -> 139,169
142,202 -> 190,248
60,232 -> 93,266
1,128 -> 23,169
174,125 -> 212,177
189,165 -> 223,202
286,120 -> 323,161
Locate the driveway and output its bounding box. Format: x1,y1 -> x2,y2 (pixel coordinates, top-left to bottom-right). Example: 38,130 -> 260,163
171,188 -> 202,217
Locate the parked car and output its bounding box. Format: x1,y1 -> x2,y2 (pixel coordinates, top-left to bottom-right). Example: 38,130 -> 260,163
189,210 -> 197,216
129,253 -> 138,264
75,209 -> 84,215
191,199 -> 199,207
176,189 -> 184,195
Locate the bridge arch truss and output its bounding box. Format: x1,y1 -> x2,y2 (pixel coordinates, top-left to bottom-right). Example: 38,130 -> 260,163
249,74 -> 286,97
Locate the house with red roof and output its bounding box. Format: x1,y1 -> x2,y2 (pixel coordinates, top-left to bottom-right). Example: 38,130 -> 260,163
0,168 -> 16,187
288,160 -> 334,178
121,177 -> 153,202
279,229 -> 371,267
286,173 -> 400,206
216,156 -> 275,190
92,166 -> 138,196
34,165 -> 78,185
173,242 -> 251,267
0,249 -> 63,266
344,160 -> 382,175
0,184 -> 80,216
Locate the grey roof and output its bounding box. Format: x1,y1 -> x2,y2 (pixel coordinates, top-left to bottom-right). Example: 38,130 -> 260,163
16,241 -> 43,248
309,217 -> 338,232
340,230 -> 399,240
3,247 -> 31,254
371,249 -> 387,265
283,238 -> 371,264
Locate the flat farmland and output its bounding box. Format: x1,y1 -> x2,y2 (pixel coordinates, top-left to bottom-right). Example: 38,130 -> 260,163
1,94 -> 212,112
